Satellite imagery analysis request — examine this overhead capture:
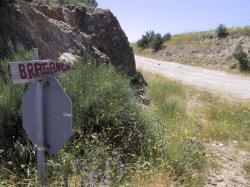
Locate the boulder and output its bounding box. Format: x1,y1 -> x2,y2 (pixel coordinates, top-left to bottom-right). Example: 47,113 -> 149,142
0,2 -> 136,75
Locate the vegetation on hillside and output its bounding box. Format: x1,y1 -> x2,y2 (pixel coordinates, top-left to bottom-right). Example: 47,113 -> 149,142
216,24 -> 229,38
133,26 -> 250,73
0,43 -> 249,186
137,31 -> 171,51
0,43 -> 207,186
0,43 -> 152,185
31,0 -> 98,7
234,44 -> 250,71
137,71 -> 250,186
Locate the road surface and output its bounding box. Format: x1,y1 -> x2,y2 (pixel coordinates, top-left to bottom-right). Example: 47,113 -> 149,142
135,55 -> 250,99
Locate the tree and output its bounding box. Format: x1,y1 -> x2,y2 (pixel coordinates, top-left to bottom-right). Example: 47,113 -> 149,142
216,24 -> 228,38
137,37 -> 148,48
136,31 -> 163,51
83,0 -> 98,7
163,33 -> 171,42
150,33 -> 163,51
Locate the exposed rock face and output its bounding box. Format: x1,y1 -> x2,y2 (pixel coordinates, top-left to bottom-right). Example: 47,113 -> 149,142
0,2 -> 136,75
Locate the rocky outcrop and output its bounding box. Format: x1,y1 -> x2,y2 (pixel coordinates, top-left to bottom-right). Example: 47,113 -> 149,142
0,2 -> 136,75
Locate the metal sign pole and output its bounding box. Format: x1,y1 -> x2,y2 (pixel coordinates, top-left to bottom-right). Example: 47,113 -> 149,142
34,48 -> 47,187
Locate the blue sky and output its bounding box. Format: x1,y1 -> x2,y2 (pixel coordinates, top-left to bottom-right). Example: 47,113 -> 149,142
98,0 -> 250,42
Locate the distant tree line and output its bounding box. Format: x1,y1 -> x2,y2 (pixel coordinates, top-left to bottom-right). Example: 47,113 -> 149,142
55,0 -> 98,7
5,0 -> 98,7
136,31 -> 171,51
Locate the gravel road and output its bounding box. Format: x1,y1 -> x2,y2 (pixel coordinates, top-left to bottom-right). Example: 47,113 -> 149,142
135,55 -> 250,99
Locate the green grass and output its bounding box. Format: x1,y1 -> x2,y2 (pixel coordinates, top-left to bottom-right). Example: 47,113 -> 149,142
137,72 -> 208,186
133,71 -> 250,186
0,43 -> 207,186
166,31 -> 215,45
144,71 -> 250,143
1,43 -> 249,186
0,44 -> 155,186
199,95 -> 250,142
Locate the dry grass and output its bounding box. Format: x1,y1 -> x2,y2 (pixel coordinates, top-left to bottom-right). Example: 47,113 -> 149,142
127,172 -> 173,187
135,69 -> 250,186
132,26 -> 250,75
141,70 -> 250,144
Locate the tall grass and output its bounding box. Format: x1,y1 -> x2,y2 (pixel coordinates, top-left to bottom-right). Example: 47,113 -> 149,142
2,44 -> 248,186
198,92 -> 250,143
0,44 -> 155,185
146,74 -> 206,182
140,71 -> 250,185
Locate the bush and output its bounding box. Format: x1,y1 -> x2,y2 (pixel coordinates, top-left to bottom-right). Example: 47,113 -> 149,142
136,31 -> 163,51
136,37 -> 148,48
233,45 -> 250,71
149,33 -> 163,51
216,24 -> 228,38
163,33 -> 171,42
0,43 -> 157,185
59,62 -> 154,156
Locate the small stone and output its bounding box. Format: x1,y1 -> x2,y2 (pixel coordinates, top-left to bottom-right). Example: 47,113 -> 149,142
207,179 -> 212,184
216,178 -> 224,182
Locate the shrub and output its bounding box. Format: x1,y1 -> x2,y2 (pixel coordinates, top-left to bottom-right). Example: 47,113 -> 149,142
216,24 -> 228,38
163,33 -> 171,42
149,33 -> 163,51
136,31 -> 163,51
59,62 -> 154,156
136,37 -> 148,48
233,44 -> 250,71
0,43 -> 156,185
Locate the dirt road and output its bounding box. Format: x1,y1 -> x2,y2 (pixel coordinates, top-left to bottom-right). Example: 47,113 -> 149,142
135,56 -> 250,99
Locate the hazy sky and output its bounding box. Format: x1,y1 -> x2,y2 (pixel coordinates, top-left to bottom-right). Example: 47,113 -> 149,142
98,0 -> 250,42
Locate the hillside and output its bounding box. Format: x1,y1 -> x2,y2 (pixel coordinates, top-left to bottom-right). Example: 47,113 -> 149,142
0,1 -> 136,75
133,27 -> 250,73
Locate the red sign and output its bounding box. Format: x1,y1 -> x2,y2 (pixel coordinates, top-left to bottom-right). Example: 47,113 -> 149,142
8,60 -> 72,84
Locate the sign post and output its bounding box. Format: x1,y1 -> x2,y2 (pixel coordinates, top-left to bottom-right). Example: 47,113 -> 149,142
34,48 -> 47,186
8,49 -> 73,187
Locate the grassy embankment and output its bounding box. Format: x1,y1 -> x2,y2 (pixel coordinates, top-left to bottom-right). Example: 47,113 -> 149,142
0,44 -> 249,186
0,43 -> 205,186
129,70 -> 250,186
132,27 -> 250,75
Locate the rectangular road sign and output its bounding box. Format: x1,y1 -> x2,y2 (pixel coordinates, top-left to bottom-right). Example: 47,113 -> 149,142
8,60 -> 72,84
